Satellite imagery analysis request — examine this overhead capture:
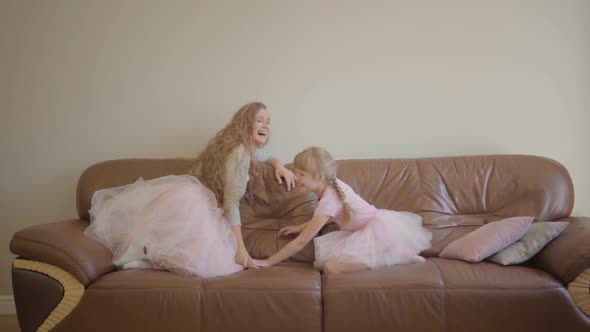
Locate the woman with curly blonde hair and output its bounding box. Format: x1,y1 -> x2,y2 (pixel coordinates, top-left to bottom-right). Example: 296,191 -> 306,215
85,102 -> 295,278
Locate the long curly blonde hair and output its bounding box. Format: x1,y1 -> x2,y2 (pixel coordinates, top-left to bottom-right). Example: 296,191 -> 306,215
293,146 -> 354,225
191,102 -> 268,204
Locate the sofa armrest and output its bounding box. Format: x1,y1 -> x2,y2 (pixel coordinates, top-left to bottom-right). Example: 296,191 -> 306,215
10,219 -> 115,285
531,217 -> 590,284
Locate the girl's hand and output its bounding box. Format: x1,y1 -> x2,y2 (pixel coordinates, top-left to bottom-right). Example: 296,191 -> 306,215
252,259 -> 270,268
278,224 -> 305,237
275,166 -> 296,191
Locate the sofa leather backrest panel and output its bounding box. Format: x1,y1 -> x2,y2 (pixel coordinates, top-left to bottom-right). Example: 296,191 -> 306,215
77,155 -> 573,224
335,155 -> 573,222
416,155 -> 573,221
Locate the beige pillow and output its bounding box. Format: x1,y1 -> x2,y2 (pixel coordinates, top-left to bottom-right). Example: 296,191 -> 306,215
487,221 -> 568,265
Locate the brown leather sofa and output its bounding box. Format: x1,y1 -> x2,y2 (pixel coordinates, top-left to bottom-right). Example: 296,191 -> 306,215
10,155 -> 590,332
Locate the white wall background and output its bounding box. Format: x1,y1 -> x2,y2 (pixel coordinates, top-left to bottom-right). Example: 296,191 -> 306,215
1,0 -> 588,296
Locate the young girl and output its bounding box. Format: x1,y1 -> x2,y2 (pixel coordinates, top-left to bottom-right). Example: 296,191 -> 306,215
85,102 -> 296,278
253,146 -> 432,274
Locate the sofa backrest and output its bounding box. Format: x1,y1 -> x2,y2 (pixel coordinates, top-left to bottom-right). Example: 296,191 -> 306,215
77,155 -> 574,261
335,155 -> 574,221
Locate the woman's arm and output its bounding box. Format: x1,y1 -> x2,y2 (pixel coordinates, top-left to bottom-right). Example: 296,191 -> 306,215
224,146 -> 253,267
255,215 -> 330,267
269,158 -> 296,191
254,149 -> 296,191
231,225 -> 253,268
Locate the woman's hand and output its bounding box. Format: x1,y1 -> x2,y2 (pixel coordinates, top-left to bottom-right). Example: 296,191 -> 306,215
275,165 -> 296,191
278,223 -> 306,237
231,225 -> 255,268
235,246 -> 255,269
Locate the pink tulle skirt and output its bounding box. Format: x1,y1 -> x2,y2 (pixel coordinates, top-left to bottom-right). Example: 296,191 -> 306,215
313,210 -> 432,270
85,175 -> 242,278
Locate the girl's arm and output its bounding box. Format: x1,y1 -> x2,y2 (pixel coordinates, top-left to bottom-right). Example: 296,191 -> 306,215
277,221 -> 308,237
255,215 -> 330,267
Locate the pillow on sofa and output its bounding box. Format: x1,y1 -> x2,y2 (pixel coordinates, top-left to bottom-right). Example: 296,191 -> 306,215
487,221 -> 568,265
439,216 -> 534,262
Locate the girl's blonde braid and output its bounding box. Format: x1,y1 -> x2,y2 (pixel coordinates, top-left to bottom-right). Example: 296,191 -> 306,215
332,178 -> 353,224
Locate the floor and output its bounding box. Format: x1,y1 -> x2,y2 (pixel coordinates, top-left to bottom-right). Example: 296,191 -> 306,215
0,316 -> 19,332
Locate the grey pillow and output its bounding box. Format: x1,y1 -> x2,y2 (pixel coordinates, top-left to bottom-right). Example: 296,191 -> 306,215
487,221 -> 568,265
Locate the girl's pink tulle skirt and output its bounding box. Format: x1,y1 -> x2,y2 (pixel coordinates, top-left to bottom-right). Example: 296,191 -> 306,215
314,210 -> 432,270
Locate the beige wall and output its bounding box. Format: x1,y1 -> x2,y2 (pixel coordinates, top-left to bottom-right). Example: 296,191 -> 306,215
1,0 -> 588,296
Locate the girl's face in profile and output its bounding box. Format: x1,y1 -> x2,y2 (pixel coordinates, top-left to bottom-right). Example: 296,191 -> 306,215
294,168 -> 323,193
